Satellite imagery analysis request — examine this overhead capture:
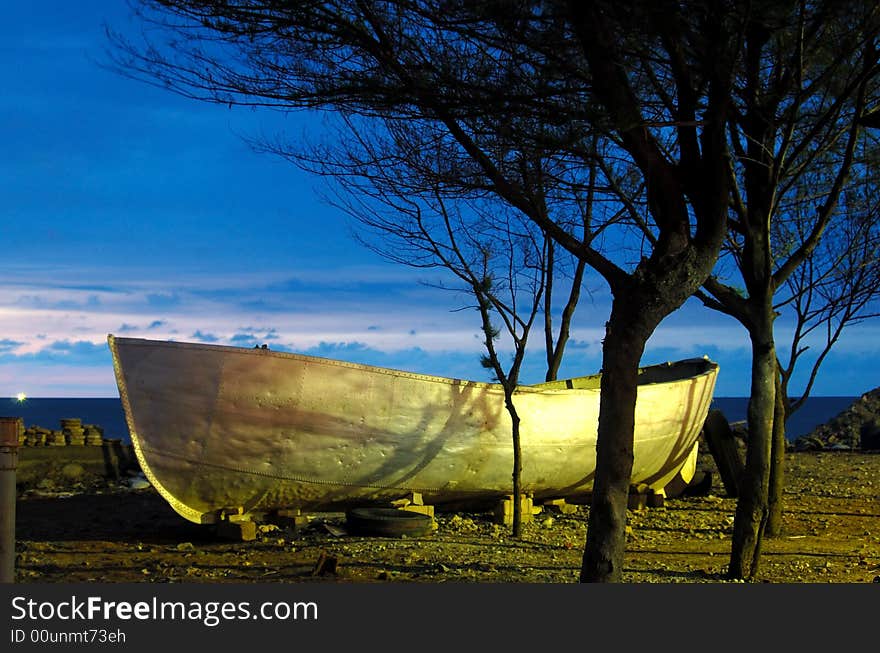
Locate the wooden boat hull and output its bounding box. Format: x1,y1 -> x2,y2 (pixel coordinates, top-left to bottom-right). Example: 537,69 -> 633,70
108,335 -> 719,524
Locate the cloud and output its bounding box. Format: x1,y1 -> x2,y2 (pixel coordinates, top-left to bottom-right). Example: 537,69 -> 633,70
146,294 -> 180,308
0,263 -> 876,397
0,340 -> 111,373
12,292 -> 102,311
0,339 -> 24,354
237,327 -> 281,340
299,342 -> 495,380
230,333 -> 260,346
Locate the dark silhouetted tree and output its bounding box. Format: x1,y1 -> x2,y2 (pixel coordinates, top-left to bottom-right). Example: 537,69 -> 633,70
107,0 -> 741,581
691,2 -> 880,578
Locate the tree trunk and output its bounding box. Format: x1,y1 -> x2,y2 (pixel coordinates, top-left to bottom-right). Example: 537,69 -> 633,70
580,297 -> 651,582
505,390 -> 523,539
766,370 -> 787,536
729,320 -> 776,579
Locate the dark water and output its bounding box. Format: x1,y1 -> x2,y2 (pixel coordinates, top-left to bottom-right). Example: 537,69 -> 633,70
2,395 -> 859,444
1,397 -> 129,442
711,396 -> 857,440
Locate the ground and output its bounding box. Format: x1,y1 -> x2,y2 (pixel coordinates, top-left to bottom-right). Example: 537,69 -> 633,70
12,450 -> 879,583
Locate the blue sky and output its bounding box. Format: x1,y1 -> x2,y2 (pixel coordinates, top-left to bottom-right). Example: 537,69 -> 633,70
1,1 -> 877,398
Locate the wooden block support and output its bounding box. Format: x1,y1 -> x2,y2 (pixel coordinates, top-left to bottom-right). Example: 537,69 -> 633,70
399,504 -> 434,518
542,498 -> 578,515
647,490 -> 665,508
629,487 -> 665,510
390,492 -> 425,508
269,508 -> 310,530
680,470 -> 713,497
627,492 -> 647,511
215,519 -> 257,542
702,409 -> 745,497
494,494 -> 534,526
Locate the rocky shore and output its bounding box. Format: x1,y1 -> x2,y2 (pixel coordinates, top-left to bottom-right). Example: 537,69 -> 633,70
793,387 -> 880,451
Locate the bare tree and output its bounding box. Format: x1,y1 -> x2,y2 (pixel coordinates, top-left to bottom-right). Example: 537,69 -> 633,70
107,0 -> 740,581
298,126 -> 553,536
267,114 -> 594,387
431,198 -> 548,540
692,3 -> 880,578
765,170 -> 880,534
776,170 -> 880,418
285,112 -> 610,536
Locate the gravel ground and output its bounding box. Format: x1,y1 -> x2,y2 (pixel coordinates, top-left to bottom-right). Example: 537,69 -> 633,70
12,450 -> 879,583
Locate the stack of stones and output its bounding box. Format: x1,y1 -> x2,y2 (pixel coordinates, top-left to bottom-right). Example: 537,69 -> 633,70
19,420 -> 108,446
23,427 -> 44,446
24,427 -> 49,446
83,424 -> 104,446
45,428 -> 67,446
61,418 -> 85,446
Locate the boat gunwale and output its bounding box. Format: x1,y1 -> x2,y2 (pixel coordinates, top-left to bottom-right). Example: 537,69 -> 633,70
107,334 -> 718,394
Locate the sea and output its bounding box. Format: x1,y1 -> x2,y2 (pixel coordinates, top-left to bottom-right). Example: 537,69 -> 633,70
0,395 -> 859,444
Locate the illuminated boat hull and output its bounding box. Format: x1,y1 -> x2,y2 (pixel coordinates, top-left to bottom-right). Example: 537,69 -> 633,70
108,335 -> 718,524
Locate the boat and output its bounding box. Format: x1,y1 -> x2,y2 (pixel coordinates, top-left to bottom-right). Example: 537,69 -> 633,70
108,335 -> 719,524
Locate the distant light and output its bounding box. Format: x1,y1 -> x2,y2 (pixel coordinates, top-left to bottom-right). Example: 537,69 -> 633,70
15,392 -> 26,402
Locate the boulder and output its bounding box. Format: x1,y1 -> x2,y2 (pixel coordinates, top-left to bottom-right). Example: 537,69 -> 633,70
60,463 -> 86,481
795,388 -> 880,451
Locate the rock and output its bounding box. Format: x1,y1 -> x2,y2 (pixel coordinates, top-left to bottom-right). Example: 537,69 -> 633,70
795,388 -> 880,450
860,419 -> 880,451
126,474 -> 151,490
729,420 -> 749,441
795,436 -> 825,451
311,550 -> 338,576
60,463 -> 86,481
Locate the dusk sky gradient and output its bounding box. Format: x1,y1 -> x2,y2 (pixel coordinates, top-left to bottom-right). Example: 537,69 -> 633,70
2,1 -> 877,398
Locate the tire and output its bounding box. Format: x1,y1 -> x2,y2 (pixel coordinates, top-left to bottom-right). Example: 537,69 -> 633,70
345,507 -> 434,538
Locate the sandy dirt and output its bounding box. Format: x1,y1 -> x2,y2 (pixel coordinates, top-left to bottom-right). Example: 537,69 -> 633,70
11,450 -> 879,583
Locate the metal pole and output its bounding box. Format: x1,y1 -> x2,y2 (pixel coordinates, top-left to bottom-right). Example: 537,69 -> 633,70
0,416 -> 22,583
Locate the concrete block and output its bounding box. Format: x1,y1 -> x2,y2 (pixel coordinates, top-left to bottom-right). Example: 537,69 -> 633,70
399,504 -> 434,518
215,519 -> 257,541
627,493 -> 647,511
390,492 -> 424,508
494,494 -> 534,526
647,490 -> 665,508
269,508 -> 310,530
542,498 -> 579,515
